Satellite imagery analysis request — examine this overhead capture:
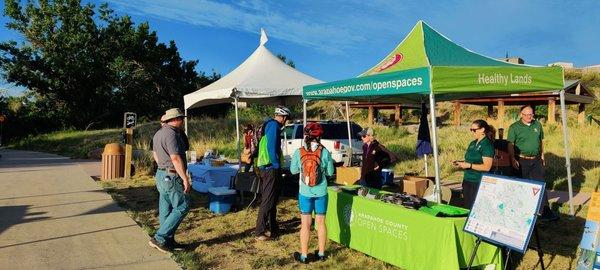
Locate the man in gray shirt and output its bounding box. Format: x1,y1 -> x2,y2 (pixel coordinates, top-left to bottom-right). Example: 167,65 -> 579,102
149,108 -> 191,253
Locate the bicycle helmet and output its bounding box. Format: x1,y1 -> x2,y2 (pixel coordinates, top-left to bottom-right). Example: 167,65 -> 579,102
274,106 -> 291,116
304,122 -> 323,137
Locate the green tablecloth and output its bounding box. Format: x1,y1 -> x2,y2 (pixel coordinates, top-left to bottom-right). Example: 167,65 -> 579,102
326,187 -> 502,270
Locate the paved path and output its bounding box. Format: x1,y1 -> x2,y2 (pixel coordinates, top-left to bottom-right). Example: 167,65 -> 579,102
0,149 -> 180,270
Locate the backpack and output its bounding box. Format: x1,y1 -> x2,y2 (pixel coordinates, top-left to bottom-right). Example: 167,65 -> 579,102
250,120 -> 269,158
300,145 -> 323,187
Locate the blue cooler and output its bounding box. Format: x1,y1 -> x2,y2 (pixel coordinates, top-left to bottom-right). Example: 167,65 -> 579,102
208,187 -> 237,214
380,169 -> 394,186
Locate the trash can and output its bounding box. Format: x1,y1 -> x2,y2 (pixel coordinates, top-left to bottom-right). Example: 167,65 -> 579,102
101,143 -> 125,180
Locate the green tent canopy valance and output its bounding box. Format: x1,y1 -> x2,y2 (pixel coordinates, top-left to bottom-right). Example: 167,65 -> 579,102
303,21 -> 563,102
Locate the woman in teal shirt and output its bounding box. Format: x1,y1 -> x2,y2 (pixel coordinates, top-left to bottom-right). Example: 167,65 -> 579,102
290,122 -> 334,263
453,119 -> 494,209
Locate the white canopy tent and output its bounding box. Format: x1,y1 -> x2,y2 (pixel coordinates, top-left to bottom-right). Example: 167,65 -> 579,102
183,29 -> 323,158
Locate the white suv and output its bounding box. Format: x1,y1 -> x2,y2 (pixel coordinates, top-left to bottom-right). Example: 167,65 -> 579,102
281,121 -> 364,167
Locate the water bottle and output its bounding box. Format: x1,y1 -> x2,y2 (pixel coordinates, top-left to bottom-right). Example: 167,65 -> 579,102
190,151 -> 197,163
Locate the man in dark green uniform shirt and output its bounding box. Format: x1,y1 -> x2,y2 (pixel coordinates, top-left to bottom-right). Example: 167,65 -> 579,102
508,105 -> 559,222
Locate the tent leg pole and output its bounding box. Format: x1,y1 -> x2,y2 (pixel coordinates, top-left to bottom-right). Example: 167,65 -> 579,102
429,93 -> 442,203
346,101 -> 353,166
184,109 -> 188,135
303,99 -> 307,127
234,97 -> 241,166
424,154 -> 428,177
560,90 -> 574,216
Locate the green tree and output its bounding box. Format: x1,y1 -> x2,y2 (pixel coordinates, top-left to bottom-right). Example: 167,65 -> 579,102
0,0 -> 214,130
276,53 -> 295,68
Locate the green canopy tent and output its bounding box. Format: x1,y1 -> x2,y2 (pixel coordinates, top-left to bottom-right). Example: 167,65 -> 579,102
302,21 -> 575,214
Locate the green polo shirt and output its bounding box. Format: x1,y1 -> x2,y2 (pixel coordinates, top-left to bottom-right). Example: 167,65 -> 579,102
507,120 -> 544,156
463,137 -> 495,183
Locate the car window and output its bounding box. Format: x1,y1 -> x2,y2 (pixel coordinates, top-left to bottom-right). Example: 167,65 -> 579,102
294,125 -> 304,139
351,124 -> 362,139
320,123 -> 362,140
282,126 -> 294,139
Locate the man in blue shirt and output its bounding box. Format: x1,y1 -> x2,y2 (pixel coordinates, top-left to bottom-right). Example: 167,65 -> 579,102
255,106 -> 291,241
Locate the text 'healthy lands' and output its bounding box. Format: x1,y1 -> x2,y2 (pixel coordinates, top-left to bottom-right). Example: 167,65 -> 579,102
478,73 -> 533,86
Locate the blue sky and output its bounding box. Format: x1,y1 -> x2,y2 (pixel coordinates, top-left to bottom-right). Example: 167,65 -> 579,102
1,0 -> 599,96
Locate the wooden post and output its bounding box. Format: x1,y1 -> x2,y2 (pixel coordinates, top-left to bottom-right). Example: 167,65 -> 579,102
548,99 -> 556,124
399,105 -> 403,125
395,105 -> 402,126
579,103 -> 586,124
497,100 -> 505,129
124,128 -> 133,179
453,102 -> 461,126
368,105 -> 374,125
487,105 -> 494,118
123,112 -> 136,179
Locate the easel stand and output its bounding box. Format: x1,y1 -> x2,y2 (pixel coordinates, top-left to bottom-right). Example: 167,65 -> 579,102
467,227 -> 545,270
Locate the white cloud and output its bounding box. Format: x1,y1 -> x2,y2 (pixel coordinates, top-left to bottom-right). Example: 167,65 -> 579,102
106,0 -> 369,54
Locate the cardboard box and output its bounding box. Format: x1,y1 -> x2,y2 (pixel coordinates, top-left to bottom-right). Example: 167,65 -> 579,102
335,167 -> 361,185
403,175 -> 431,197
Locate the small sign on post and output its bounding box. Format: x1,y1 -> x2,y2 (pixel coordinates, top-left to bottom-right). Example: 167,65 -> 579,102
124,112 -> 137,128
123,112 -> 136,179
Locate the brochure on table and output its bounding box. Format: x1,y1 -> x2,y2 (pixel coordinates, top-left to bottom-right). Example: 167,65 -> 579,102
463,174 -> 545,253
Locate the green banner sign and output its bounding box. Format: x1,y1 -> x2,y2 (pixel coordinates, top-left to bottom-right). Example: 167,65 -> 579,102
432,66 -> 564,94
303,67 -> 430,100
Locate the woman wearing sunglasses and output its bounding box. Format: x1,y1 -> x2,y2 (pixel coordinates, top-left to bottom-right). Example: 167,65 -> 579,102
452,119 -> 494,209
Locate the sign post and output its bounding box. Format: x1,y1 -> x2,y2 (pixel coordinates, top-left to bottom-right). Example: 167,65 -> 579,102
123,112 -> 136,179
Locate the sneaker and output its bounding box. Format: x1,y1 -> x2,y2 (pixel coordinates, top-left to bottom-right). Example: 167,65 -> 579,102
148,238 -> 172,253
293,252 -> 309,264
168,240 -> 187,251
255,234 -> 270,241
313,250 -> 327,262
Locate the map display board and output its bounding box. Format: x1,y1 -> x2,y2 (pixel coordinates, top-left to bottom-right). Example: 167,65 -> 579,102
464,174 -> 545,253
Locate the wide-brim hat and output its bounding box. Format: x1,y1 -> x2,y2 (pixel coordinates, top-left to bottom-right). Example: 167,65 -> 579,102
161,108 -> 186,122
358,127 -> 374,137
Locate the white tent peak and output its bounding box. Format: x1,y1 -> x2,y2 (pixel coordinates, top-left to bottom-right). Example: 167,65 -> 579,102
183,33 -> 322,110
260,28 -> 268,46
